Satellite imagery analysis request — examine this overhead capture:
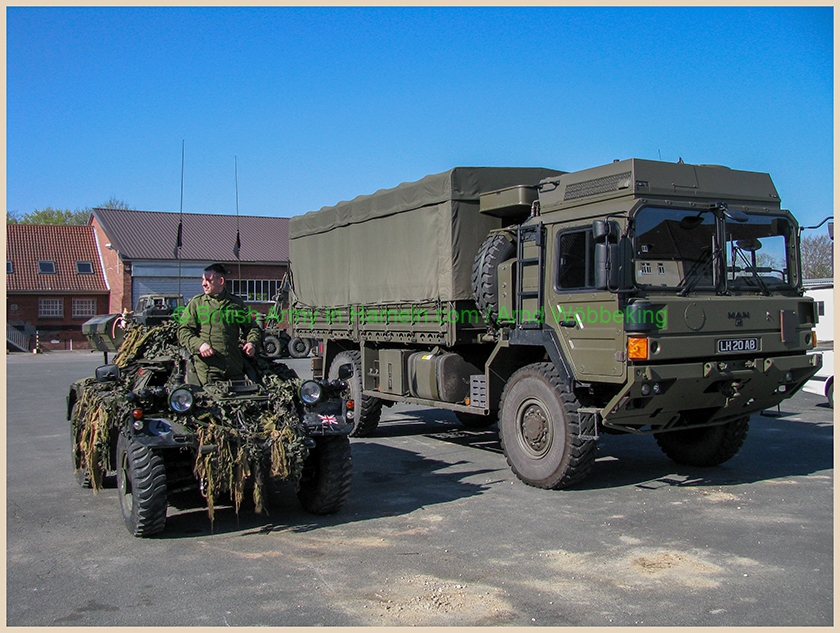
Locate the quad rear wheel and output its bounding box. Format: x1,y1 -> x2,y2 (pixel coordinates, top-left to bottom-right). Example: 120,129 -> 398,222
116,434 -> 168,537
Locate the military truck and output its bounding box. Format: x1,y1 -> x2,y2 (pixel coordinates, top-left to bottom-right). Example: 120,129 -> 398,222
70,312 -> 355,537
287,159 -> 822,490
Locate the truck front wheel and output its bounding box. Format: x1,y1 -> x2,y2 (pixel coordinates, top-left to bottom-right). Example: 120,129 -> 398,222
262,334 -> 284,358
654,416 -> 749,467
116,434 -> 168,537
328,350 -> 382,437
288,337 -> 312,358
499,363 -> 597,489
296,436 -> 352,515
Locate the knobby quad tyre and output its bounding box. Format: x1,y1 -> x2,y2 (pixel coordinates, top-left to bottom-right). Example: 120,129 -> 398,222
328,350 -> 382,437
472,233 -> 516,326
116,433 -> 168,537
262,334 -> 284,358
296,436 -> 352,515
654,416 -> 749,467
455,410 -> 498,429
288,337 -> 312,359
499,362 -> 597,489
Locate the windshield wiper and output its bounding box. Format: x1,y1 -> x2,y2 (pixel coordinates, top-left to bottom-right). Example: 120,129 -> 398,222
678,246 -> 714,296
732,246 -> 770,295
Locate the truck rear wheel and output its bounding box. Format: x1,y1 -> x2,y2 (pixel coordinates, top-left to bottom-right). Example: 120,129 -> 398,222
472,233 -> 516,326
116,434 -> 168,537
654,417 -> 749,467
499,363 -> 597,489
297,436 -> 352,515
288,337 -> 312,358
262,334 -> 284,358
328,350 -> 382,437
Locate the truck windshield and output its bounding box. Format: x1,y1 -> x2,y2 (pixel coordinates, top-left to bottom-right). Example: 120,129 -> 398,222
724,214 -> 794,290
633,207 -> 795,292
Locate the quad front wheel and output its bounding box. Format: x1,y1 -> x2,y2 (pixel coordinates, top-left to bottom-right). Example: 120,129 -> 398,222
116,434 -> 168,537
499,363 -> 597,489
297,436 -> 352,515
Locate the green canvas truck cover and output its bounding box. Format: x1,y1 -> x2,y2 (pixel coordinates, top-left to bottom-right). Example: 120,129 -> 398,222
290,167 -> 562,307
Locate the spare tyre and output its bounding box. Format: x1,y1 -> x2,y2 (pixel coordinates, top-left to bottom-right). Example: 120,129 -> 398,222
472,233 -> 516,326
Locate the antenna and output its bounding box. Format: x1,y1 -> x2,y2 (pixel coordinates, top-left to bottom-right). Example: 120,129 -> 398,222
176,140 -> 185,298
234,156 -> 242,284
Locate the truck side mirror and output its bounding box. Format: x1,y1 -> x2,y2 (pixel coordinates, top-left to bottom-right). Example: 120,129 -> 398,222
593,220 -> 620,290
95,364 -> 121,383
594,243 -> 620,290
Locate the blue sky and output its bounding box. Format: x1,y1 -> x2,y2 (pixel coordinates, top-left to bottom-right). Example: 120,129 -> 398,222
6,6 -> 834,228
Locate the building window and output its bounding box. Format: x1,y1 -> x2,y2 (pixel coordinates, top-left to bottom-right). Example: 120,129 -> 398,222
39,298 -> 64,318
76,261 -> 94,274
38,261 -> 56,274
6,261 -> 13,274
658,263 -> 666,274
229,279 -> 282,303
640,262 -> 652,275
72,298 -> 97,318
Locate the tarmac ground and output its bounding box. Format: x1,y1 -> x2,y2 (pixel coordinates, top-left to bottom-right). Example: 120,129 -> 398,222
6,350 -> 834,626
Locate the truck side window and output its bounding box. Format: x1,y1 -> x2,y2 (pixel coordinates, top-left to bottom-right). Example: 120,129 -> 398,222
555,229 -> 594,289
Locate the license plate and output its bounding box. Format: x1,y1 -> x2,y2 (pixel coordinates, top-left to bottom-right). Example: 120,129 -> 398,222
716,337 -> 759,354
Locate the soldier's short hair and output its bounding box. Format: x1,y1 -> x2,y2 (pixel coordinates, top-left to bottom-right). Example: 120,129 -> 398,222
204,263 -> 228,277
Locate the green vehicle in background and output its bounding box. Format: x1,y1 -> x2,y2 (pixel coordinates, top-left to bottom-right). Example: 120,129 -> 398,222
287,159 -> 825,490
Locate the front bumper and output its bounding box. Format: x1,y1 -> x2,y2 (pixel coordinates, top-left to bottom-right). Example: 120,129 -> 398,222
601,352 -> 821,433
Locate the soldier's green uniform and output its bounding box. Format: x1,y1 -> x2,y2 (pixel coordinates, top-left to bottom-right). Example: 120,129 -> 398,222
177,289 -> 262,385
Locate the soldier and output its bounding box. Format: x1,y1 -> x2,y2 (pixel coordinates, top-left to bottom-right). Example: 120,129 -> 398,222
178,263 -> 262,385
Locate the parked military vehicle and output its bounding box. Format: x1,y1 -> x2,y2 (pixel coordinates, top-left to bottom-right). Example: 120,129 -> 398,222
287,159 -> 823,489
261,292 -> 318,359
70,312 -> 354,537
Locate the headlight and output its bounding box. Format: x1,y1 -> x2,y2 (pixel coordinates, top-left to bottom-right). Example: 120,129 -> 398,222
299,380 -> 323,405
169,388 -> 194,413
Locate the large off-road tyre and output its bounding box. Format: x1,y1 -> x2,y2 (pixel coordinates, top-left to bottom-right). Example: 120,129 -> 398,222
297,436 -> 352,515
472,233 -> 516,326
288,337 -> 312,359
654,416 -> 749,467
116,434 -> 168,537
455,410 -> 497,429
499,363 -> 597,489
262,334 -> 284,358
328,350 -> 382,437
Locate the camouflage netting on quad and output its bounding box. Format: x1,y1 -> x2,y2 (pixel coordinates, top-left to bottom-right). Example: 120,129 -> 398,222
72,318 -> 309,520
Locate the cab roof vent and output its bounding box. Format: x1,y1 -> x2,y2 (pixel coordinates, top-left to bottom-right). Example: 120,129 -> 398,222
564,171 -> 632,201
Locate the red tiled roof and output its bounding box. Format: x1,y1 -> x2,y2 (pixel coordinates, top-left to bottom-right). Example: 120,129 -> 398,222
92,208 -> 289,263
6,224 -> 108,293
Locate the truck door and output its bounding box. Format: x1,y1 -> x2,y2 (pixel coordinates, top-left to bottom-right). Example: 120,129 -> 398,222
547,224 -> 625,382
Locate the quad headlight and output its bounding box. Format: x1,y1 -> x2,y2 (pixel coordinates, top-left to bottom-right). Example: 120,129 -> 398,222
299,380 -> 323,405
169,388 -> 194,413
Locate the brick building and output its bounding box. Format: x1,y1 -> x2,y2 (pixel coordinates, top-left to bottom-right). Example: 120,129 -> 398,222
7,210 -> 291,351
6,224 -> 109,350
90,207 -> 290,316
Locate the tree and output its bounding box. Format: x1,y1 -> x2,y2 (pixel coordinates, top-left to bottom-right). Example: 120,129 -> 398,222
801,234 -> 834,280
6,198 -> 133,225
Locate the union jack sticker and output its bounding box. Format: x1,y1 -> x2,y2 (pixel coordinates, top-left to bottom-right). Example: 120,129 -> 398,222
318,414 -> 338,425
